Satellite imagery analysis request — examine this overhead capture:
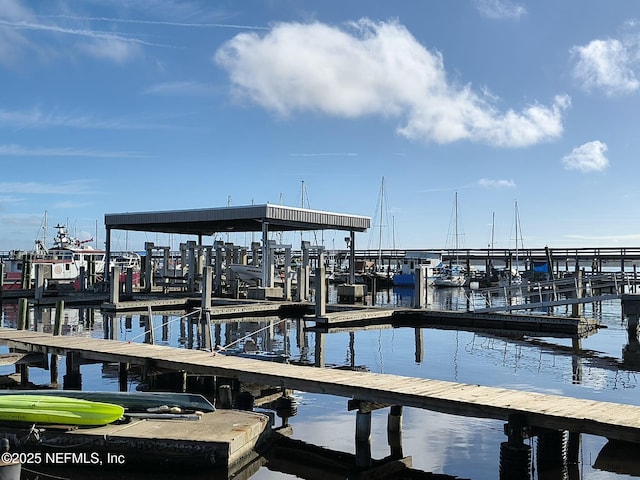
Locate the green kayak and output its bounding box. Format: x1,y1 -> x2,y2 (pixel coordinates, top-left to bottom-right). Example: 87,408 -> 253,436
0,390 -> 215,413
0,395 -> 124,426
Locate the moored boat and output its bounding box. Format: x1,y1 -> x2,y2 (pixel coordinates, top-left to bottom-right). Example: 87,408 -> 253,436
433,264 -> 467,287
216,339 -> 289,363
392,251 -> 442,286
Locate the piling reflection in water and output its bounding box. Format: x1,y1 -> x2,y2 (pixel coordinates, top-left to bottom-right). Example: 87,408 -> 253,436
1,285 -> 640,478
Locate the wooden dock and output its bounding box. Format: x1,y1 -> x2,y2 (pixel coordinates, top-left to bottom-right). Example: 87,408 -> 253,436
0,409 -> 270,470
2,328 -> 640,444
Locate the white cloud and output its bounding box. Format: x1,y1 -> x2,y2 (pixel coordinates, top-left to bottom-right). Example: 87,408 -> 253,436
478,178 -> 516,188
474,0 -> 527,20
0,107 -> 172,130
570,38 -> 640,95
0,144 -> 144,158
215,19 -> 568,148
142,81 -> 220,97
561,140 -> 609,173
0,6 -> 157,64
0,0 -> 38,65
0,180 -> 96,195
288,152 -> 358,157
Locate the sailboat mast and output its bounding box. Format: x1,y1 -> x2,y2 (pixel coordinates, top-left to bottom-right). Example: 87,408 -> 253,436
454,192 -> 459,263
378,177 -> 384,265
491,211 -> 495,249
514,201 -> 519,268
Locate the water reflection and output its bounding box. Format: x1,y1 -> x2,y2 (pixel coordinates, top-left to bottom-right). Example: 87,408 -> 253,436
1,286 -> 640,478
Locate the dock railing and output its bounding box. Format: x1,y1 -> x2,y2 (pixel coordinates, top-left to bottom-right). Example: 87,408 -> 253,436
469,272 -> 631,313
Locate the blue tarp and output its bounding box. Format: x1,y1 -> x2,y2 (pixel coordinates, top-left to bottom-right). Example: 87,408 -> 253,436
533,262 -> 549,273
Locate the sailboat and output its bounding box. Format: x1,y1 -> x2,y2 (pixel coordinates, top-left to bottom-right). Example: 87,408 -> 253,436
498,201 -> 524,287
365,177 -> 395,287
434,192 -> 467,288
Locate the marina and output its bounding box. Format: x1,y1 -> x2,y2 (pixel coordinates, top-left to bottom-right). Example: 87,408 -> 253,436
1,284 -> 640,478
5,1 -> 640,478
2,204 -> 640,479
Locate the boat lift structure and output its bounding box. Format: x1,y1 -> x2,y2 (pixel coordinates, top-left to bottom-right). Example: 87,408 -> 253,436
103,204 -> 370,297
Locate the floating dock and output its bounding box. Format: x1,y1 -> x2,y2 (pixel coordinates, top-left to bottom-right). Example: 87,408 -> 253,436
2,328 -> 640,444
0,409 -> 271,471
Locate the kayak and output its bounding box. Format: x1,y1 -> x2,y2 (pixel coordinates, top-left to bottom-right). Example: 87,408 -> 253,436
0,390 -> 215,413
0,395 -> 124,426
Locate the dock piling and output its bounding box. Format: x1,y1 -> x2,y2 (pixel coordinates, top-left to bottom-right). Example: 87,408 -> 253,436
500,414 -> 531,480
387,405 -> 403,459
50,300 -> 64,386
413,266 -> 426,308
355,409 -> 372,467
63,352 -> 82,390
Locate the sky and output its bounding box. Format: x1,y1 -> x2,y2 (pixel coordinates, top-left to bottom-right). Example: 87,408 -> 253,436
1,0 -> 640,253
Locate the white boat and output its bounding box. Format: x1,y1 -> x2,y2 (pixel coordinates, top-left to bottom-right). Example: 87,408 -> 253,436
392,251 -> 442,286
228,262 -> 295,287
227,264 -> 264,285
4,223 -> 106,288
433,264 -> 467,287
434,192 -> 468,288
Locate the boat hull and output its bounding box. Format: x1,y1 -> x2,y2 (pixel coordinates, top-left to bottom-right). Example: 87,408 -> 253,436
0,395 -> 124,426
0,390 -> 214,414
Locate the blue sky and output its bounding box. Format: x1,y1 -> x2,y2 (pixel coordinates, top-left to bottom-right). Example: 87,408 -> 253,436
1,0 -> 639,253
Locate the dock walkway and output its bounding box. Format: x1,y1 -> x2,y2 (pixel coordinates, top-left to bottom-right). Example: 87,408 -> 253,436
2,328 -> 640,444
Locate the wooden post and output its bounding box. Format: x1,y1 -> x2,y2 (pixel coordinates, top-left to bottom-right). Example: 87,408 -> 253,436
50,301 -> 64,386
218,384 -> 233,409
201,310 -> 213,352
34,264 -> 44,301
536,429 -> 567,474
119,363 -> 129,392
414,266 -> 426,308
387,405 -> 403,459
17,298 -> 28,330
144,242 -> 154,293
571,268 -> 583,318
415,328 -> 424,363
314,265 -> 326,317
500,413 -> 531,480
63,352 -> 82,390
21,254 -> 32,289
0,262 -> 4,308
314,330 -> 325,368
17,299 -> 30,385
147,309 -> 155,345
567,431 -> 581,465
355,409 -> 372,467
110,265 -> 121,305
125,267 -> 133,294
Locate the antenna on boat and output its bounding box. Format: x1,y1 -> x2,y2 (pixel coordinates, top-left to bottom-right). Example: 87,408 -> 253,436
43,211 -> 48,248
490,211 -> 495,249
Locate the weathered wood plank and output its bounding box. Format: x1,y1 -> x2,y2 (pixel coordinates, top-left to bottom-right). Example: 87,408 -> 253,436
3,328 -> 640,443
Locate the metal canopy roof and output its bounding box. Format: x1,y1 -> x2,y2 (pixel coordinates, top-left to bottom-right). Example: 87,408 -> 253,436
104,204 -> 370,236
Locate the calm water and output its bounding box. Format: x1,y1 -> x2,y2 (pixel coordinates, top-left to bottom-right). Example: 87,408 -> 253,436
1,285 -> 639,480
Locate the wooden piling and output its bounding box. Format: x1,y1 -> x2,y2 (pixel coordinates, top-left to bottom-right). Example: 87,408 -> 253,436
17,298 -> 28,330
50,300 -> 64,386
314,265 -> 326,317
355,409 -> 372,467
119,362 -> 129,392
387,405 -> 403,459
0,262 -> 4,307
17,299 -> 30,386
63,352 -> 82,390
219,384 -> 233,409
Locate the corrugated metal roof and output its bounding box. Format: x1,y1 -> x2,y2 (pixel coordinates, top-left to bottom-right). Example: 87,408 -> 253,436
104,204 -> 370,235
